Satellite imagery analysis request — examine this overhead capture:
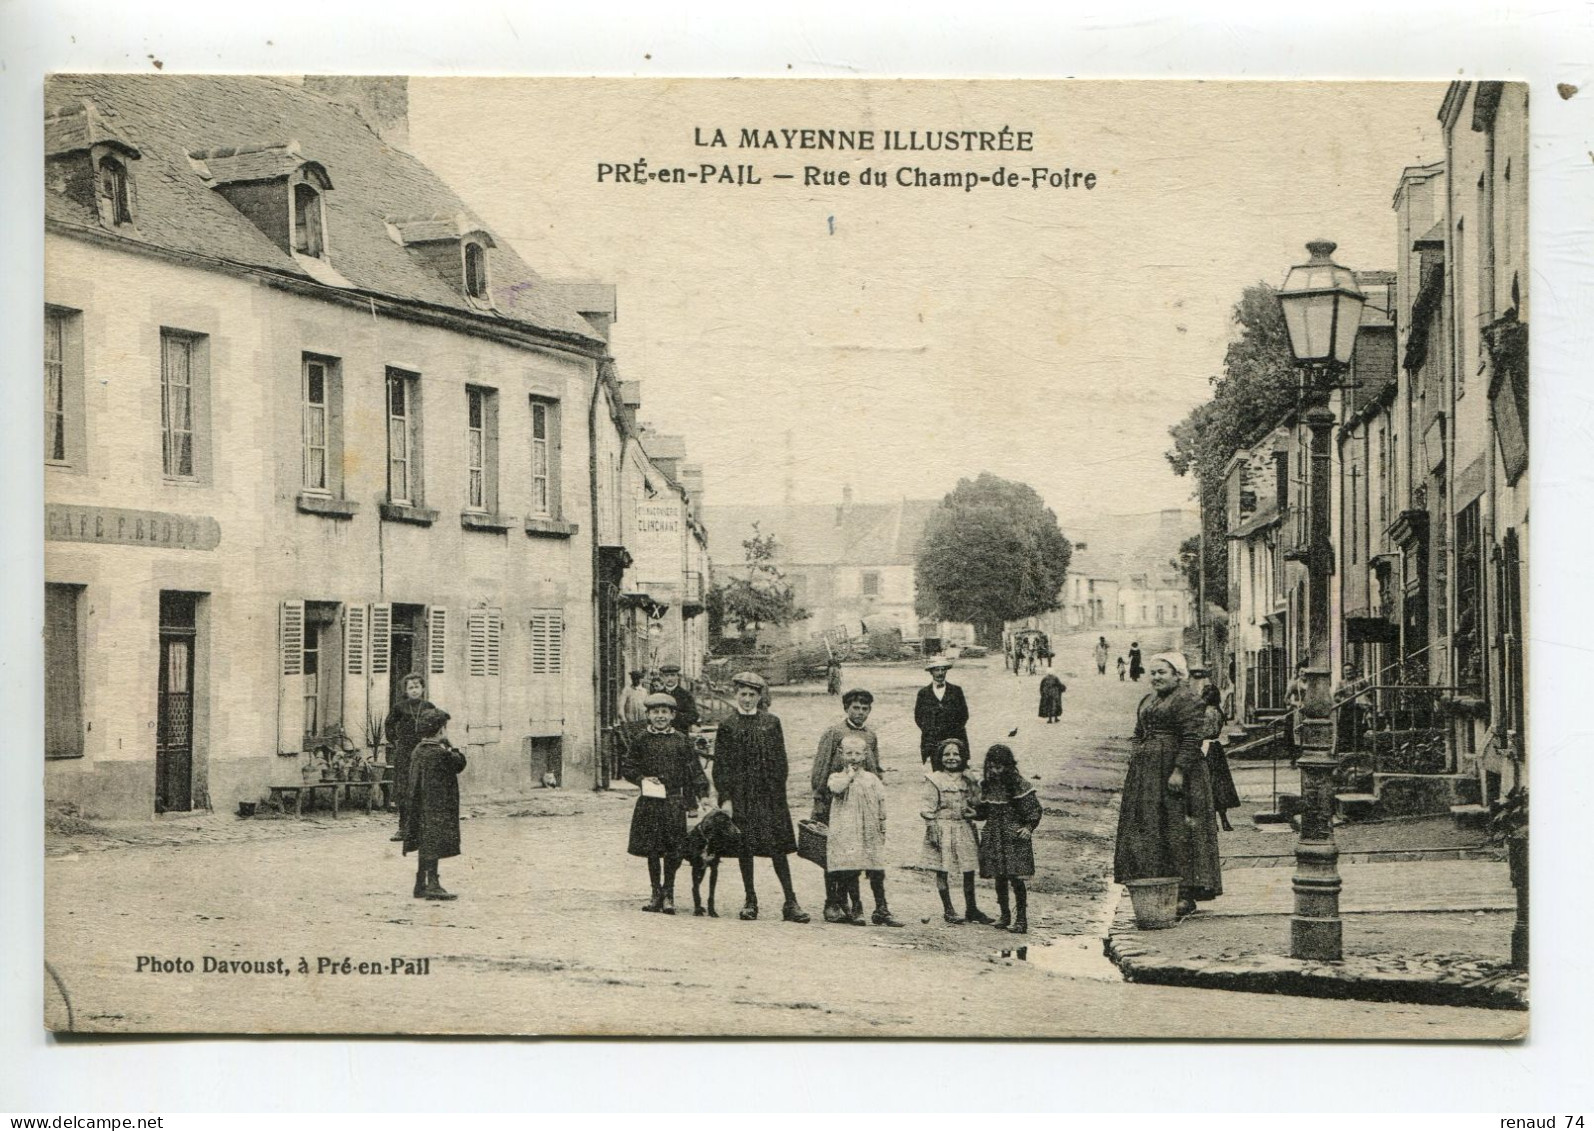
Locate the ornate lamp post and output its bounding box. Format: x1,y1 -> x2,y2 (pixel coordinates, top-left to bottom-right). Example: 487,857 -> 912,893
1276,239 -> 1367,962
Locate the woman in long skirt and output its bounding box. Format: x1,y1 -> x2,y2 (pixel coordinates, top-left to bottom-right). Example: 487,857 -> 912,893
1037,672 -> 1065,724
1201,683 -> 1242,832
1112,652 -> 1223,917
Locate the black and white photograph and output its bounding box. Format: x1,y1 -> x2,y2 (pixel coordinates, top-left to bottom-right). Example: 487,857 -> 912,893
32,71 -> 1538,1043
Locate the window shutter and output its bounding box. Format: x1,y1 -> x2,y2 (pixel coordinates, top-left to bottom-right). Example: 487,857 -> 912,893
280,600 -> 304,675
369,604 -> 391,675
428,606 -> 448,675
529,610 -> 563,675
277,600 -> 306,754
468,608 -> 489,678
488,608 -> 502,678
345,604 -> 367,676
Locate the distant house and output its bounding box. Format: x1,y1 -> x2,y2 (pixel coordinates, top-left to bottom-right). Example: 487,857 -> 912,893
702,492 -> 972,648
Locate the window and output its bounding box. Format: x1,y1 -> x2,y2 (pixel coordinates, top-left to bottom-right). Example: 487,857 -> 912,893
293,183 -> 325,258
302,356 -> 331,492
862,571 -> 881,598
160,330 -> 206,480
1455,501 -> 1484,692
466,386 -> 499,511
44,308 -> 81,465
464,241 -> 489,299
386,369 -> 422,504
45,584 -> 84,760
97,155 -> 132,225
529,397 -> 560,517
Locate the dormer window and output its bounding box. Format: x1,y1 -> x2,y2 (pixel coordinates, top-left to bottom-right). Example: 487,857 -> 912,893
388,215 -> 497,307
97,155 -> 133,225
464,240 -> 489,300
191,143 -> 334,266
293,182 -> 326,258
45,100 -> 142,232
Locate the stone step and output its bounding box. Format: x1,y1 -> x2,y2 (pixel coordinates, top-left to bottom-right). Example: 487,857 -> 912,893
1334,792 -> 1379,821
1450,803 -> 1491,831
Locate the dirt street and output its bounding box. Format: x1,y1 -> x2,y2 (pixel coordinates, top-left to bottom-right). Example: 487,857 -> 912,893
43,630 -> 1521,1038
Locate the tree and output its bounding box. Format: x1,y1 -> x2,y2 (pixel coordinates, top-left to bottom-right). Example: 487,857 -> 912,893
1166,282 -> 1299,609
915,473 -> 1072,646
709,523 -> 809,642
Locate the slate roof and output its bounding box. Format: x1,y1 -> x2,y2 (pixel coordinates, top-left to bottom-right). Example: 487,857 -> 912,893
703,500 -> 939,568
44,75 -> 603,347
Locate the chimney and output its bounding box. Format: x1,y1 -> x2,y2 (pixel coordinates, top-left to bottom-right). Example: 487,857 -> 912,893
620,381 -> 642,431
549,281 -> 618,342
304,76 -> 410,151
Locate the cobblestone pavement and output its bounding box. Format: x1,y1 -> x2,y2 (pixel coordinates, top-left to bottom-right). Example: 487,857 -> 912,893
44,629 -> 1521,1038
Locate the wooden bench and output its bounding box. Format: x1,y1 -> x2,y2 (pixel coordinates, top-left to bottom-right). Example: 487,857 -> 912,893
267,777 -> 388,818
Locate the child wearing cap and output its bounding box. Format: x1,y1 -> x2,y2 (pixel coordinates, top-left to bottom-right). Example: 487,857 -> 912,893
622,693 -> 711,914
402,708 -> 466,901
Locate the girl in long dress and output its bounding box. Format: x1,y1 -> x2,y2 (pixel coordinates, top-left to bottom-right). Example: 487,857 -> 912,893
920,739 -> 994,925
979,744 -> 1043,934
1112,652 -> 1223,918
622,693 -> 711,914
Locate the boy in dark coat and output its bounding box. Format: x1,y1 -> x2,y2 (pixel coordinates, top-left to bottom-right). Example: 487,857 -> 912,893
623,692 -> 711,914
402,708 -> 465,900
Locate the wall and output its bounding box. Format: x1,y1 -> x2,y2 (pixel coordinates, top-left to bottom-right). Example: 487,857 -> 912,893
44,234 -> 599,816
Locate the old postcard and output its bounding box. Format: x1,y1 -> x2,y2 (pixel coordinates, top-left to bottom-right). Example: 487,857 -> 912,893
41,76 -> 1528,1038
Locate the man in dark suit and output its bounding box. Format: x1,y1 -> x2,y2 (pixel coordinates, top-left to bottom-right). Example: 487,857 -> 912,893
659,663 -> 699,734
914,657 -> 969,771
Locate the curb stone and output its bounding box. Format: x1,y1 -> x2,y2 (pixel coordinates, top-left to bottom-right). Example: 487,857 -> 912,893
1102,901 -> 1527,1011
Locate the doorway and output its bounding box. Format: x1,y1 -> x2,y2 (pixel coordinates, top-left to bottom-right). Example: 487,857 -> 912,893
390,604 -> 426,703
156,591 -> 199,813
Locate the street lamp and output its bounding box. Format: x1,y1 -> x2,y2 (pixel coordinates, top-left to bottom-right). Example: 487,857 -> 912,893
1276,239 -> 1366,962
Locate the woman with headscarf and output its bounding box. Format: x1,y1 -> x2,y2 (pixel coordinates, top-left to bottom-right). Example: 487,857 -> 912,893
1112,651 -> 1223,918
1037,670 -> 1066,724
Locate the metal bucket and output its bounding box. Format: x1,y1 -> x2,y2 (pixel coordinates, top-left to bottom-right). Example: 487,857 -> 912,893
1125,877 -> 1181,930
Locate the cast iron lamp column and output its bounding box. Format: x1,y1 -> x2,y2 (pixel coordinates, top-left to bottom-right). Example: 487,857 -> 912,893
1277,239 -> 1367,962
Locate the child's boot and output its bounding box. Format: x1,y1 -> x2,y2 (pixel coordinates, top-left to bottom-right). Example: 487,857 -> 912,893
822,874 -> 848,923
868,872 -> 904,927
994,879 -> 1011,929
1009,883 -> 1029,934
938,884 -> 962,924
423,863 -> 457,901
962,873 -> 994,924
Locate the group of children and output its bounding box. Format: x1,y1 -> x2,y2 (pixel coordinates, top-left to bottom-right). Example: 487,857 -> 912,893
624,682 -> 1043,934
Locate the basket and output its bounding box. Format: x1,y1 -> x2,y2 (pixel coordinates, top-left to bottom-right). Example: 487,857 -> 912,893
1124,877 -> 1181,930
797,819 -> 828,868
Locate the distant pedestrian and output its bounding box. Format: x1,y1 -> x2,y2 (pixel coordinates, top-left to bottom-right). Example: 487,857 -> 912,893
825,654 -> 843,696
1094,637 -> 1110,676
623,693 -> 711,914
712,671 -> 809,923
825,734 -> 902,927
1128,643 -> 1144,682
914,657 -> 970,771
979,744 -> 1043,934
1116,656 -> 1127,681
920,740 -> 994,925
619,670 -> 650,727
659,663 -> 698,734
384,672 -> 436,842
1201,684 -> 1241,832
1037,671 -> 1066,724
402,709 -> 465,901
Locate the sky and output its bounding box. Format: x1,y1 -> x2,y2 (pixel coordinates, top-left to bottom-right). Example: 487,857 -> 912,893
409,80 -> 1446,526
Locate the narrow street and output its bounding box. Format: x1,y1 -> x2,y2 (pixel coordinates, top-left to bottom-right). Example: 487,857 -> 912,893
44,630 -> 1520,1038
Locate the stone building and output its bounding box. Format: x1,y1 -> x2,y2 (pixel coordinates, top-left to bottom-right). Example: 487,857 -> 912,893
43,76 -> 619,815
